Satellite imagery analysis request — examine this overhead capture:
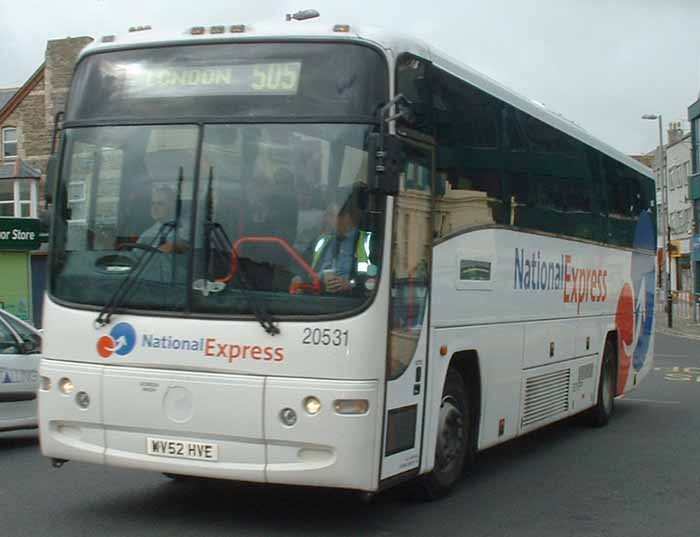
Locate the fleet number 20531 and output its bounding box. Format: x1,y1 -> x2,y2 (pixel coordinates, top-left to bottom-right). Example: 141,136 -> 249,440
302,328 -> 349,347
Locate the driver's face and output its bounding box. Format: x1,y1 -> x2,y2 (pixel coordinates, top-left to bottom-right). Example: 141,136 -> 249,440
151,195 -> 171,222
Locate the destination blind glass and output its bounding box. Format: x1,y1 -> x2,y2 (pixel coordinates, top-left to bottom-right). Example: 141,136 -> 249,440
124,62 -> 302,98
66,43 -> 388,121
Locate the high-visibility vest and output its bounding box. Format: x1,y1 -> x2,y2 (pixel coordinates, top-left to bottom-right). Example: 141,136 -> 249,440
311,230 -> 373,276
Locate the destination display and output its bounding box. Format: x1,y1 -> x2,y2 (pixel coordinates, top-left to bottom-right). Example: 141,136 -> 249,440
123,62 -> 302,98
65,43 -> 388,121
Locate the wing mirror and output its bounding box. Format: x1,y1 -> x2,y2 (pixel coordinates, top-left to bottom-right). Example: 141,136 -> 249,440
21,338 -> 39,354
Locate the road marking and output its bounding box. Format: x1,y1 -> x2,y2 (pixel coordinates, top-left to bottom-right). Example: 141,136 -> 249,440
621,398 -> 681,405
652,366 -> 700,383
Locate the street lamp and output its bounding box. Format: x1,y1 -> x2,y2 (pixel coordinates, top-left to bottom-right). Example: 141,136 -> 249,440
642,113 -> 673,328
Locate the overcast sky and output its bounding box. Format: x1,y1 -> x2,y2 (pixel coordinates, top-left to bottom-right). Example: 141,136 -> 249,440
0,0 -> 698,154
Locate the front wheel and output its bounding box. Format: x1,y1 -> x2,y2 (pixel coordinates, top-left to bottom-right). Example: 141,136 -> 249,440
418,368 -> 473,499
588,339 -> 617,427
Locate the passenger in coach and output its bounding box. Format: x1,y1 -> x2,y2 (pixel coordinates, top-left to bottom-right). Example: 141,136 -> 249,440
137,185 -> 190,253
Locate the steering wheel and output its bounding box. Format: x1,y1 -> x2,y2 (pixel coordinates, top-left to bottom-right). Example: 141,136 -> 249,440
118,242 -> 163,254
216,236 -> 321,294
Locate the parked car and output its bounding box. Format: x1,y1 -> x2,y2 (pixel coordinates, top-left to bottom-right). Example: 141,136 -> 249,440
0,310 -> 41,432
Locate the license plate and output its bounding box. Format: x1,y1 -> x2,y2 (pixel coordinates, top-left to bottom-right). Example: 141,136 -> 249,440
146,437 -> 219,461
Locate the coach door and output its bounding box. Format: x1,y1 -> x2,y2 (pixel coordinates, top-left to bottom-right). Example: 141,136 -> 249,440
380,140 -> 433,482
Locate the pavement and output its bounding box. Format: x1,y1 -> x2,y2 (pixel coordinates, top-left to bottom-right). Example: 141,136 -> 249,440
655,310 -> 700,340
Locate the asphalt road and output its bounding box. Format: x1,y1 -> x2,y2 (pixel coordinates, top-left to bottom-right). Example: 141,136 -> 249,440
2,332 -> 700,537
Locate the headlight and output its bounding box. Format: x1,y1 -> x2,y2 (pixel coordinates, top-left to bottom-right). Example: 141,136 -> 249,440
58,377 -> 74,395
303,396 -> 322,415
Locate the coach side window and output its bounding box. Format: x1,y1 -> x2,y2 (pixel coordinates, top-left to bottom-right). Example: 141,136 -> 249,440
432,68 -> 506,239
604,157 -> 645,248
395,54 -> 433,136
503,107 -> 603,242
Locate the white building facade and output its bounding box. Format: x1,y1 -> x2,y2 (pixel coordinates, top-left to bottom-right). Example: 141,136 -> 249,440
651,123 -> 692,292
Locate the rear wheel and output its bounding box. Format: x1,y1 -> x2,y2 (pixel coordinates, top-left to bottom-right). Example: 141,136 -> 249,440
588,339 -> 616,427
162,473 -> 191,481
418,367 -> 473,499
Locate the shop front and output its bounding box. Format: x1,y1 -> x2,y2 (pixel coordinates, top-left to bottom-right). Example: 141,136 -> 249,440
0,217 -> 41,322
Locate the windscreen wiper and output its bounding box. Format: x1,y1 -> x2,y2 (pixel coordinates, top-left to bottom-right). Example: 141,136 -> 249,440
201,167 -> 280,336
94,167 -> 185,328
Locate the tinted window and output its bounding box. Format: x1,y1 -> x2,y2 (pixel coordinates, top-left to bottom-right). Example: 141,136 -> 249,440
433,69 -> 506,238
603,157 -> 655,249
427,64 -> 652,247
396,54 -> 432,135
497,103 -> 606,242
51,124 -> 386,318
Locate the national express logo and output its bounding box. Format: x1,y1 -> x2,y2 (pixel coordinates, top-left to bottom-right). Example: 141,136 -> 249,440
614,211 -> 655,392
513,249 -> 609,305
512,211 -> 656,393
97,322 -> 137,358
96,322 -> 286,363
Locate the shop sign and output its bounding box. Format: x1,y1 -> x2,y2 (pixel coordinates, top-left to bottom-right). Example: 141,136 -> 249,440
0,218 -> 41,251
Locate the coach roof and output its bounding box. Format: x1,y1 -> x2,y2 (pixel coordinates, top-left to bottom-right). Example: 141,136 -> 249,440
79,22 -> 653,180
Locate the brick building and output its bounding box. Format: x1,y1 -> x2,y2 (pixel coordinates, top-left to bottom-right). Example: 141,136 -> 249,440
0,36 -> 93,214
0,37 -> 92,325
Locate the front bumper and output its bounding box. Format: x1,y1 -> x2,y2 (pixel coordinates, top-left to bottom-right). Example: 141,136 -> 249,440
39,359 -> 380,491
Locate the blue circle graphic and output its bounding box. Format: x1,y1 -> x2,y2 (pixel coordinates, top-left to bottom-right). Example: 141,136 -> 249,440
631,211 -> 656,372
110,322 -> 137,356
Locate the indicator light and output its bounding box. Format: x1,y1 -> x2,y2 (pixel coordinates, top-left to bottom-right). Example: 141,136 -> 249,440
334,399 -> 369,415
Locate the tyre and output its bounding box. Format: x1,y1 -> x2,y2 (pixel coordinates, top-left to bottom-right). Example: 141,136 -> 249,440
162,472 -> 190,481
418,367 -> 473,500
588,338 -> 617,427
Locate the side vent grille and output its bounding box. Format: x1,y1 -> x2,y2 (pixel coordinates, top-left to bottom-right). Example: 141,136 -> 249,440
522,369 -> 570,427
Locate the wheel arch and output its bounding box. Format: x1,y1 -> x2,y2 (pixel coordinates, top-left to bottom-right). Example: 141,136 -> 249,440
603,329 -> 621,395
447,349 -> 482,451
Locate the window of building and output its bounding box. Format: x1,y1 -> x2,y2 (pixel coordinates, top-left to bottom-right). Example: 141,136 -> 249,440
0,179 -> 37,218
2,127 -> 17,161
692,117 -> 700,174
0,181 -> 13,216
669,166 -> 678,189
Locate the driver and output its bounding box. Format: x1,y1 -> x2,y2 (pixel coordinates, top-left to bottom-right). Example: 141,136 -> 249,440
137,185 -> 189,253
307,195 -> 373,294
